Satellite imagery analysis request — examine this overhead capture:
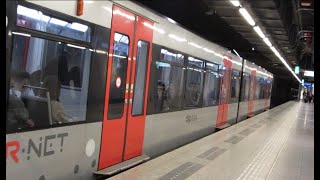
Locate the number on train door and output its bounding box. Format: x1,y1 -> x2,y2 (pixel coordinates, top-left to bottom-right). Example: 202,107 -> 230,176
248,70 -> 256,117
216,58 -> 232,127
98,5 -> 154,170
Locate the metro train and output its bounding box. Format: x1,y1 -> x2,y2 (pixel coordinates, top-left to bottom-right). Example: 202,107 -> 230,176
6,0 -> 273,179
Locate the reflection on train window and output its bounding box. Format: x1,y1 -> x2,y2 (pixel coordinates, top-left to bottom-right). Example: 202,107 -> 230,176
255,77 -> 261,100
107,33 -> 129,120
155,61 -> 184,113
185,57 -> 204,108
7,34 -> 91,132
240,73 -> 250,102
259,78 -> 266,99
230,69 -> 241,103
16,5 -> 91,42
203,62 -> 220,106
132,40 -> 149,116
160,49 -> 184,64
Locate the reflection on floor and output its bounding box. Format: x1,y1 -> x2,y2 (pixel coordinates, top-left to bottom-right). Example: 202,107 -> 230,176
109,101 -> 314,180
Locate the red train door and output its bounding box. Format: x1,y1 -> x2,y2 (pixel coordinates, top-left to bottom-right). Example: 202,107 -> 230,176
248,70 -> 256,117
98,5 -> 154,170
216,58 -> 232,127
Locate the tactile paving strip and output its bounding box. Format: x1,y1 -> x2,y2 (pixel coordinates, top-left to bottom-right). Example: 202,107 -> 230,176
225,135 -> 244,144
158,162 -> 204,180
238,128 -> 255,136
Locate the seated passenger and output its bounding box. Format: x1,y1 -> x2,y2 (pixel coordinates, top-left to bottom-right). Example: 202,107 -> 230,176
7,72 -> 35,131
10,71 -> 35,97
42,75 -> 75,124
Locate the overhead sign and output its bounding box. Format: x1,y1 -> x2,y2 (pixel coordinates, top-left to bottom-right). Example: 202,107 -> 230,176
304,70 -> 314,77
294,66 -> 300,74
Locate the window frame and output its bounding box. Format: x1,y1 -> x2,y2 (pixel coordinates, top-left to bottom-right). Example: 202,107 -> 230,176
183,55 -> 206,109
107,32 -> 131,120
6,1 -> 96,134
202,61 -> 220,107
230,69 -> 241,104
131,39 -> 150,117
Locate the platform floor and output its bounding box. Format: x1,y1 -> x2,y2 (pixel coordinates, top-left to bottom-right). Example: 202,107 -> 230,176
109,101 -> 314,180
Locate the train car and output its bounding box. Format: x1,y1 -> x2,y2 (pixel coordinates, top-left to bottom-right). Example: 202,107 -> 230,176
6,0 -> 273,179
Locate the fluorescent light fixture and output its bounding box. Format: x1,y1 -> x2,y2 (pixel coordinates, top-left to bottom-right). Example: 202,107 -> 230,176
230,0 -> 241,7
233,49 -> 241,58
70,22 -> 88,32
166,17 -> 176,24
50,18 -> 68,26
12,32 -> 31,37
67,44 -> 86,49
89,49 -> 94,52
188,42 -> 202,49
239,8 -> 255,26
253,26 -> 265,38
304,70 -> 314,77
168,34 -> 187,42
263,37 -> 272,47
143,22 -> 165,34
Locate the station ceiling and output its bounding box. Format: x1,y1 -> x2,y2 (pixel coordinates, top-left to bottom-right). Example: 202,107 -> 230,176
133,0 -> 314,80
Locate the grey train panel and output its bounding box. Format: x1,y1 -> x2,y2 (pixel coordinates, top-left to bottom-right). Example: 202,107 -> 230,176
237,101 -> 249,121
6,123 -> 102,180
143,106 -> 218,157
227,102 -> 239,125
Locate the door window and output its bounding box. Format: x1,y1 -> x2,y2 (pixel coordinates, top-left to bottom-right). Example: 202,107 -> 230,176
132,41 -> 149,116
107,33 -> 129,120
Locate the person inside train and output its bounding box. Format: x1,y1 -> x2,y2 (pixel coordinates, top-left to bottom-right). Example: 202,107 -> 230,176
9,71 -> 34,97
41,75 -> 74,124
7,72 -> 35,131
155,81 -> 166,112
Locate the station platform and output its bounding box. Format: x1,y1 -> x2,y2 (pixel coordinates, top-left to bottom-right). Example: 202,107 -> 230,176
108,101 -> 314,180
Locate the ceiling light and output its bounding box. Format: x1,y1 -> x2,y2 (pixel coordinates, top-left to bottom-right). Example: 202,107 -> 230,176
230,0 -> 241,7
253,26 -> 265,38
263,37 -> 272,47
166,17 -> 176,24
239,8 -> 255,26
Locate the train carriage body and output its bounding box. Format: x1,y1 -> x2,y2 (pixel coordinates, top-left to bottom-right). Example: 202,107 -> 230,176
6,1 -> 273,179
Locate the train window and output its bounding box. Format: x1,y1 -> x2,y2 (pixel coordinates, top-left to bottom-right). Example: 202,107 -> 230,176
240,73 -> 250,102
16,5 -> 91,42
154,61 -> 184,113
259,78 -> 266,99
255,77 -> 261,100
185,57 -> 204,108
132,40 -> 149,116
107,33 -> 129,120
7,34 -> 91,133
160,49 -> 184,64
203,62 -> 220,106
230,69 -> 241,103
